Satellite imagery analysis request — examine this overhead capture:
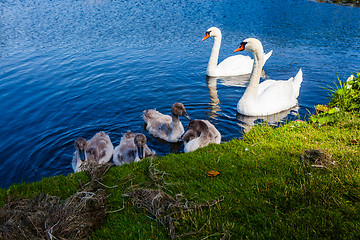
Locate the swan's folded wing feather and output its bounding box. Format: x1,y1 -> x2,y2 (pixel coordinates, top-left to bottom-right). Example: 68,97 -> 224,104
217,55 -> 253,76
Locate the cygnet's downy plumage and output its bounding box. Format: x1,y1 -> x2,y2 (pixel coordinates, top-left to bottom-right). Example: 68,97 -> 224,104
72,131 -> 113,172
182,120 -> 221,153
113,131 -> 155,166
143,102 -> 191,142
181,129 -> 199,145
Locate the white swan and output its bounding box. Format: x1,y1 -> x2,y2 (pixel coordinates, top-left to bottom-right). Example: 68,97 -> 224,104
72,131 -> 113,172
143,102 -> 191,142
113,131 -> 155,166
234,38 -> 303,116
202,27 -> 273,77
182,120 -> 221,153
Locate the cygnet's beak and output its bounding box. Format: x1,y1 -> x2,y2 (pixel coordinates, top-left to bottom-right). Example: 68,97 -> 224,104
202,32 -> 210,41
182,111 -> 191,121
79,149 -> 86,162
138,146 -> 145,159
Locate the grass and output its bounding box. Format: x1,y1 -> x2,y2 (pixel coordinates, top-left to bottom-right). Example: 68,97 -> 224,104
1,72 -> 360,239
316,0 -> 360,6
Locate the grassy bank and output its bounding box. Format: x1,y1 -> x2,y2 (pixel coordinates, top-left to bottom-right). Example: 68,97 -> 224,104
315,0 -> 360,7
1,72 -> 360,239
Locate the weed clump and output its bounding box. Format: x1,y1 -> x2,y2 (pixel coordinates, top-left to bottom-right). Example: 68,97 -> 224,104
123,159 -> 224,239
0,163 -> 112,240
301,149 -> 336,169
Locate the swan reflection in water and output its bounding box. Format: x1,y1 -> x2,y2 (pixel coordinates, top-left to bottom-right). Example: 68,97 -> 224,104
206,76 -> 220,118
206,75 -> 299,133
206,75 -> 252,119
236,106 -> 300,133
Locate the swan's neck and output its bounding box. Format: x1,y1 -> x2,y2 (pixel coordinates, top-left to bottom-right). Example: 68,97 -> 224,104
243,48 -> 265,100
207,34 -> 222,74
170,114 -> 184,141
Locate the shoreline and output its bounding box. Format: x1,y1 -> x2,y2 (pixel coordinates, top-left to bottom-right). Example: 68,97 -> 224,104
1,72 -> 359,239
312,0 -> 360,7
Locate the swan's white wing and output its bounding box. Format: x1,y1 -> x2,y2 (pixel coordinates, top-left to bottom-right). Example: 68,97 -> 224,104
257,79 -> 299,114
217,55 -> 253,76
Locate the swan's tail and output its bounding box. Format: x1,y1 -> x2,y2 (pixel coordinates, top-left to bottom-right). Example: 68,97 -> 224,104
263,50 -> 273,64
143,109 -> 158,124
143,110 -> 152,122
291,69 -> 303,98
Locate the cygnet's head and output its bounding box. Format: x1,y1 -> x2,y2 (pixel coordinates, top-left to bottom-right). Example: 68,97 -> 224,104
181,129 -> 198,144
202,27 -> 221,41
123,131 -> 135,139
134,133 -> 147,159
234,38 -> 263,53
171,102 -> 191,120
134,133 -> 147,147
187,120 -> 208,132
74,137 -> 87,161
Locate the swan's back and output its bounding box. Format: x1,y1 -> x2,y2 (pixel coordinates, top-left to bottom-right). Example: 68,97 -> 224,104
216,55 -> 253,76
113,131 -> 137,166
143,109 -> 172,127
113,131 -> 156,166
143,109 -> 172,138
201,120 -> 221,144
217,50 -> 273,77
86,131 -> 113,164
239,69 -> 303,116
143,103 -> 189,142
72,132 -> 113,172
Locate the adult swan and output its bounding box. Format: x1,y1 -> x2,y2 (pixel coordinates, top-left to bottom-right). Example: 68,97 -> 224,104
234,38 -> 303,116
202,27 -> 273,77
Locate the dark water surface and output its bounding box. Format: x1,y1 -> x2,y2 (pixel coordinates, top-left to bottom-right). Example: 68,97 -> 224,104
0,0 -> 359,188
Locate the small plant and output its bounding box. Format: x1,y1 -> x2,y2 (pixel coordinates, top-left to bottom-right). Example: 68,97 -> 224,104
309,104 -> 339,125
328,72 -> 360,112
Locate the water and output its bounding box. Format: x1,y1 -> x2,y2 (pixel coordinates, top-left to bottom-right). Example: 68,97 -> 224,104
0,0 -> 359,188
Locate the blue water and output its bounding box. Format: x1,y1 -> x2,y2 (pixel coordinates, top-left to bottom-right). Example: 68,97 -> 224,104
0,0 -> 359,189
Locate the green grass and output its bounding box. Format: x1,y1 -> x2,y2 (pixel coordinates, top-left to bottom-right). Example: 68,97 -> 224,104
1,72 -> 360,239
316,0 -> 360,6
89,109 -> 360,239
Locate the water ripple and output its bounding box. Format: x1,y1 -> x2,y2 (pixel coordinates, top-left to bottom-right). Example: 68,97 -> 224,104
0,0 -> 359,188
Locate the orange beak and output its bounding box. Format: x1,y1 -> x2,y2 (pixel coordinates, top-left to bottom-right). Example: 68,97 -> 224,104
202,32 -> 210,41
234,44 -> 245,53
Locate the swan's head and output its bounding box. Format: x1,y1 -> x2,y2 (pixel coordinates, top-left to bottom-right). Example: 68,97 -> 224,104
134,133 -> 147,159
74,137 -> 87,162
234,38 -> 263,53
171,102 -> 191,120
202,27 -> 221,41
